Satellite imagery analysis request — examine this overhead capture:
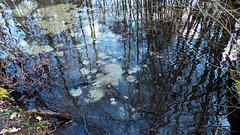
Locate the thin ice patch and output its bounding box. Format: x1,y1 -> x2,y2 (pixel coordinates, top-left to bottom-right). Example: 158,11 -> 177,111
75,44 -> 85,48
92,64 -> 123,87
55,51 -> 64,56
26,45 -> 54,55
80,68 -> 90,75
96,61 -> 102,64
111,58 -> 117,63
33,4 -> 80,34
98,52 -> 106,58
13,1 -> 38,17
86,88 -> 104,102
70,87 -> 82,97
128,65 -> 141,74
102,56 -> 110,60
91,69 -> 98,74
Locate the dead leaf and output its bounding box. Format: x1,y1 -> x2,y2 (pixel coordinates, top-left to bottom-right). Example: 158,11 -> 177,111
8,127 -> 21,133
36,116 -> 42,121
10,112 -> 18,119
0,87 -> 9,98
0,129 -> 7,134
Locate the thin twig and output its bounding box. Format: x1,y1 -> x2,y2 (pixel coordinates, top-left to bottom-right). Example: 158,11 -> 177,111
215,109 -> 237,135
214,104 -> 240,109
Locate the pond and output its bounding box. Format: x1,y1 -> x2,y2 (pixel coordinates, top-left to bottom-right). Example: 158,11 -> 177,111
0,0 -> 240,134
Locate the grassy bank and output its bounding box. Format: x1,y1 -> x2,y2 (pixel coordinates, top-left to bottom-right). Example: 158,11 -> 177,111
0,88 -> 53,135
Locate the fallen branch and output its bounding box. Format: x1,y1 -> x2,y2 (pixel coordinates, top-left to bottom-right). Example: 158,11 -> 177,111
26,109 -> 72,121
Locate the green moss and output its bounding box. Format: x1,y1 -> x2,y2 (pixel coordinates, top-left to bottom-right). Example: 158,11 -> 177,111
0,88 -> 9,99
234,79 -> 240,95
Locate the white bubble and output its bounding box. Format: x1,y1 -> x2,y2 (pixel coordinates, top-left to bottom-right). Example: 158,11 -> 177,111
101,61 -> 107,65
110,98 -> 115,101
83,60 -> 90,65
156,55 -> 163,58
102,56 -> 110,60
118,56 -> 123,59
111,58 -> 117,63
91,69 -> 98,74
127,75 -> 136,82
111,101 -> 117,105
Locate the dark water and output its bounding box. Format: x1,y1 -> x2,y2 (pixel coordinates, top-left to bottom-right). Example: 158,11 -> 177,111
0,0 -> 239,134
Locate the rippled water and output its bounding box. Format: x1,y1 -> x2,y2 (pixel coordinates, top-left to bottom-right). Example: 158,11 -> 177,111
0,0 -> 239,134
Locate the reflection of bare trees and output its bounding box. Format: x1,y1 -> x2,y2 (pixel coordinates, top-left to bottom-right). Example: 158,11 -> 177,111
0,0 -> 239,134
66,0 -> 238,134
104,0 -> 236,134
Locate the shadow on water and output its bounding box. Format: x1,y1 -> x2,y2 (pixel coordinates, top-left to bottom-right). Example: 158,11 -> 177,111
0,0 -> 240,134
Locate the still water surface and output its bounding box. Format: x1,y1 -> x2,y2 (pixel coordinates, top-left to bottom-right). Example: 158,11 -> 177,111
0,0 -> 239,134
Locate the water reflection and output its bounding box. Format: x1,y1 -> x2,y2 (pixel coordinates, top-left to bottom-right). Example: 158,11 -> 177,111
0,0 -> 239,134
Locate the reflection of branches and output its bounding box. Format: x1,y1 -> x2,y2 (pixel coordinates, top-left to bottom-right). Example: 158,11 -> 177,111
182,39 -> 240,74
0,39 -> 59,110
215,109 -> 237,135
1,57 -> 52,87
0,60 -> 18,88
178,0 -> 239,45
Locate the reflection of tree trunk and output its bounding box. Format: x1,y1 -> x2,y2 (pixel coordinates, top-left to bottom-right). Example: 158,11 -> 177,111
227,60 -> 240,134
217,1 -> 240,133
227,88 -> 240,134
